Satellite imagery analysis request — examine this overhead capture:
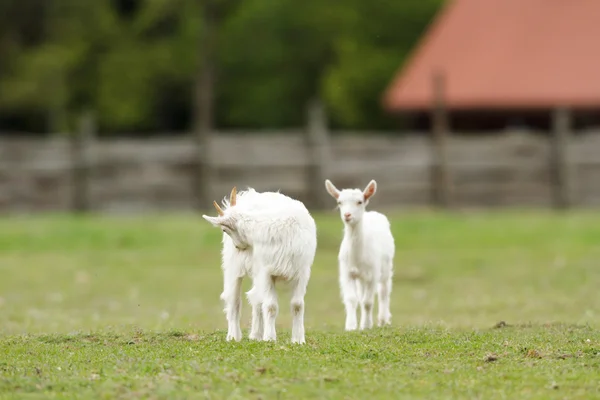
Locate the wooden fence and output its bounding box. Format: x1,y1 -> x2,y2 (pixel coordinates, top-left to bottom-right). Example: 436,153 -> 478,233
1,110 -> 600,213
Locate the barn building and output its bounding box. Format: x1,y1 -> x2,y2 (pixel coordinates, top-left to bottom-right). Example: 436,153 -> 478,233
383,0 -> 600,132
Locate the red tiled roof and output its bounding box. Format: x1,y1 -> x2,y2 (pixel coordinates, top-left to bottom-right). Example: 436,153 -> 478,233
383,0 -> 600,111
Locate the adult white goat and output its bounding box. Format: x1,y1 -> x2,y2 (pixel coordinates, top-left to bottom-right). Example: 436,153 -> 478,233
203,187 -> 317,344
324,179 -> 395,330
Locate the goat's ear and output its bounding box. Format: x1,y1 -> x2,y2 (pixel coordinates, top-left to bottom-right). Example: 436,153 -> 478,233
324,179 -> 340,199
363,180 -> 377,201
202,215 -> 222,228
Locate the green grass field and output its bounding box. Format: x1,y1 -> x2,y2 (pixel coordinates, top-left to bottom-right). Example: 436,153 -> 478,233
1,211 -> 599,399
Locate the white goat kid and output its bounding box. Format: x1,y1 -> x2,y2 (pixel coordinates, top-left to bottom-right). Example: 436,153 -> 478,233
203,187 -> 317,344
216,188 -> 288,342
324,179 -> 395,331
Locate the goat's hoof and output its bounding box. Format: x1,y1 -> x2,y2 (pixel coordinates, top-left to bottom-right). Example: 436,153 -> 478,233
291,337 -> 305,345
378,319 -> 392,327
262,333 -> 276,341
226,329 -> 243,341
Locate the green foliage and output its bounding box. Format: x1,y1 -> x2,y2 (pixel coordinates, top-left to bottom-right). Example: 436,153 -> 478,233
0,0 -> 443,133
0,0 -> 202,132
324,0 -> 443,129
0,212 -> 599,397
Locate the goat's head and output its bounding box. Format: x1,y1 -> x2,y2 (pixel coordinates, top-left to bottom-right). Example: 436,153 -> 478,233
324,179 -> 377,226
202,186 -> 249,250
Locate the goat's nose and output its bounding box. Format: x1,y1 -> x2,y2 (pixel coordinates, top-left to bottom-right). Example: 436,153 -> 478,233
344,212 -> 351,219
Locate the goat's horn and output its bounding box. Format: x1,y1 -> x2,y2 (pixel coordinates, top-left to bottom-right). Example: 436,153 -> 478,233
230,186 -> 237,207
213,200 -> 224,216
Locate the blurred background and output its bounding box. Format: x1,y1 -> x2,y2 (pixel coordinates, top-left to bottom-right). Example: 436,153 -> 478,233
0,0 -> 599,213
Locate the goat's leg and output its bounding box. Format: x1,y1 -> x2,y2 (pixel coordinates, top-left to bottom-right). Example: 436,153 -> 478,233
377,269 -> 393,327
290,275 -> 308,344
359,280 -> 376,330
249,303 -> 264,340
260,274 -> 278,341
340,268 -> 359,331
221,273 -> 243,342
246,285 -> 264,340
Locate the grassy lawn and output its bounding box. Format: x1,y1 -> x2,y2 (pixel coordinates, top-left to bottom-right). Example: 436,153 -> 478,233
0,211 -> 599,399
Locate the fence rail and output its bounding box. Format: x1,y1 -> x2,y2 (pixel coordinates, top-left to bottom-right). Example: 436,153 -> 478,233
4,93 -> 600,213
1,122 -> 600,213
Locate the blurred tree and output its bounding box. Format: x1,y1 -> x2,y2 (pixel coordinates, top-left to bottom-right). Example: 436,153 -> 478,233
193,0 -> 243,207
1,1 -> 110,132
0,0 -> 202,133
218,0 -> 441,130
0,0 -> 443,133
323,0 -> 443,130
217,0 -> 350,128
0,0 -> 57,132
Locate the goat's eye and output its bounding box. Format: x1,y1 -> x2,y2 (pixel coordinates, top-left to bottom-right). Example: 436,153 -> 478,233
357,200 -> 363,205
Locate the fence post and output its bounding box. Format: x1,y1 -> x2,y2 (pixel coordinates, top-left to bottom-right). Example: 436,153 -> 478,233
193,1 -> 217,210
430,71 -> 452,208
550,107 -> 575,209
70,110 -> 95,212
193,117 -> 214,212
305,99 -> 332,209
